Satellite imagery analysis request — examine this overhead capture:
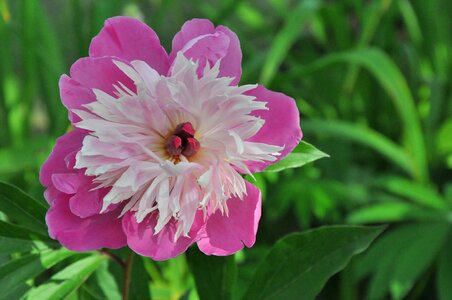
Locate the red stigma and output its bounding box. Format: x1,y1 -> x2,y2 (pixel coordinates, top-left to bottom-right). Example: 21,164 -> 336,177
174,122 -> 196,138
165,122 -> 200,158
182,137 -> 200,157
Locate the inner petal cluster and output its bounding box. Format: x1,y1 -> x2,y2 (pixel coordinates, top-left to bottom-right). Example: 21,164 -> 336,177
73,53 -> 283,239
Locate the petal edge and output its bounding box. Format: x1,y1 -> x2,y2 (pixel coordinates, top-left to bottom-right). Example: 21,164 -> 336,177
245,85 -> 302,173
197,181 -> 261,256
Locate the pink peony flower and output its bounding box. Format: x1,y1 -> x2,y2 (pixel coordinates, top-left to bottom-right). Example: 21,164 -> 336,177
40,17 -> 302,260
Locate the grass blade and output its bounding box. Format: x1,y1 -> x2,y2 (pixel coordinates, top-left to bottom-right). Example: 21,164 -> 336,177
288,49 -> 428,182
259,0 -> 320,85
303,119 -> 413,176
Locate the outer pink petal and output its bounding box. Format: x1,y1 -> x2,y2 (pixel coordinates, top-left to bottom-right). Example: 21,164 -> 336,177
51,173 -> 82,194
89,16 -> 169,75
170,19 -> 242,84
59,75 -> 95,123
40,129 -> 107,218
197,182 -> 261,256
170,19 -> 215,58
60,57 -> 135,123
46,193 -> 126,251
68,183 -> 104,218
215,25 -> 242,85
44,186 -> 60,205
68,56 -> 135,96
245,85 -> 302,172
40,130 -> 86,187
122,211 -> 204,260
182,32 -> 230,78
55,168 -> 104,218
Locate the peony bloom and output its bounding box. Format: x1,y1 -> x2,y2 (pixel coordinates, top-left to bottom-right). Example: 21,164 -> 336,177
40,17 -> 302,260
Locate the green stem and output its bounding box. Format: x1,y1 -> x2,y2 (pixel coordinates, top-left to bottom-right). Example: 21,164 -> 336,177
122,251 -> 134,300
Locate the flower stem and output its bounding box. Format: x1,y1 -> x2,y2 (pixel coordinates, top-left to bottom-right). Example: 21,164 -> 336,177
122,251 -> 134,300
97,249 -> 126,268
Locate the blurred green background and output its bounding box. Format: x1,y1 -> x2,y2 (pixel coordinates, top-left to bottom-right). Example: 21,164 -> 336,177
1,0 -> 452,299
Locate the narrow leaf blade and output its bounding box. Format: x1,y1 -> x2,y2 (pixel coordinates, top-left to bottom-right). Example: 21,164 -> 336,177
0,181 -> 47,235
260,0 -> 320,85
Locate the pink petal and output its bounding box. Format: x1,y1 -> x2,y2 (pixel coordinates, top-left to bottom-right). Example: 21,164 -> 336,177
89,16 -> 169,75
40,129 -> 107,218
44,186 -> 60,205
59,75 -> 95,123
170,19 -> 242,84
171,19 -> 215,58
69,184 -> 104,218
122,211 -> 204,260
51,173 -> 82,194
215,25 -> 242,85
182,32 -> 230,78
69,56 -> 135,96
61,57 -> 135,123
46,193 -> 126,251
40,130 -> 86,187
197,181 -> 261,256
245,85 -> 302,172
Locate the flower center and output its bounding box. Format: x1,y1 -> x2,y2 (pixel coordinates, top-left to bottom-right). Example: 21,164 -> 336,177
164,122 -> 200,158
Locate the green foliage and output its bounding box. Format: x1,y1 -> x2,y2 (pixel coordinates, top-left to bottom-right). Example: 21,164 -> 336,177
354,223 -> 450,300
0,181 -> 52,244
437,237 -> 452,300
244,226 -> 384,300
302,119 -> 412,175
0,181 -> 47,235
1,0 -> 451,299
289,48 -> 427,182
259,0 -> 320,85
263,141 -> 329,172
25,254 -> 107,299
347,201 -> 436,224
0,248 -> 77,299
187,249 -> 237,300
129,255 -> 152,300
95,260 -> 122,300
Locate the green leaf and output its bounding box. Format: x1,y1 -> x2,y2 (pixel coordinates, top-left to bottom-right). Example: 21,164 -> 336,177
244,225 -> 385,300
0,220 -> 50,241
374,176 -> 447,209
0,248 -> 76,299
341,0 -> 392,93
397,0 -> 422,46
263,141 -> 329,172
437,232 -> 452,300
0,181 -> 47,235
347,201 -> 441,224
95,260 -> 121,300
26,254 -> 107,300
259,0 -> 320,85
234,247 -> 271,300
188,248 -> 237,300
129,255 -> 151,300
354,223 -> 449,300
0,237 -> 34,254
